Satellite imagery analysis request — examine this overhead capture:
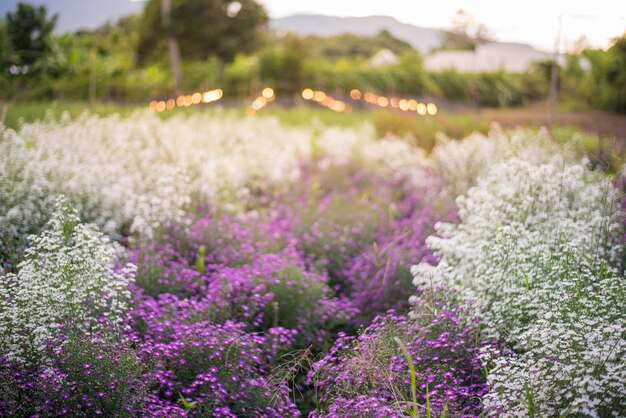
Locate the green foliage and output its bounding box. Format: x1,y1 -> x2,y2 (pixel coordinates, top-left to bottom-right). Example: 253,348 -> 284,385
224,53 -> 257,97
195,245 -> 205,274
552,35 -> 626,113
304,30 -> 414,61
1,2 -> 60,99
427,69 -> 471,101
0,101 -> 142,130
259,34 -> 307,93
54,16 -> 141,100
0,20 -> 10,86
181,58 -> 220,91
138,0 -> 268,65
373,111 -> 489,151
394,337 -> 418,417
301,52 -> 427,97
4,2 -> 57,68
0,2 -> 622,113
426,70 -> 546,107
473,72 -> 522,107
122,65 -> 172,98
585,35 -> 626,113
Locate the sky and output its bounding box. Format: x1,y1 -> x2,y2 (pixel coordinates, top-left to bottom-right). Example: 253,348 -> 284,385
259,0 -> 626,51
1,0 -> 624,52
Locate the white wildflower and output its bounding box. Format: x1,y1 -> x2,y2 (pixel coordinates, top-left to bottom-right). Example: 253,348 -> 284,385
414,153 -> 626,416
0,197 -> 135,365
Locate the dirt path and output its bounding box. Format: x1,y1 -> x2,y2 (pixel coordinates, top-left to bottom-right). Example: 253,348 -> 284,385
481,106 -> 626,141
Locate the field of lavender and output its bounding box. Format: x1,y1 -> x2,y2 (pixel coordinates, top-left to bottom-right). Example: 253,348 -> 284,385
0,111 -> 625,417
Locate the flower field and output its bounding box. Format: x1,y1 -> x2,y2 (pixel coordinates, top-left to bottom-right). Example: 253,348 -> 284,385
0,111 -> 624,417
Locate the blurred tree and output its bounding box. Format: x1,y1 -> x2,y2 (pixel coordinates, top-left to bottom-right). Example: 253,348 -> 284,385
0,19 -> 8,70
442,9 -> 493,51
51,16 -> 140,100
391,50 -> 426,94
303,31 -> 414,61
259,34 -> 307,94
0,2 -> 61,99
577,34 -> 626,113
4,2 -> 57,74
160,0 -> 182,94
0,19 -> 9,97
225,53 -> 257,97
376,30 -> 414,54
138,0 -> 268,65
603,34 -> 626,113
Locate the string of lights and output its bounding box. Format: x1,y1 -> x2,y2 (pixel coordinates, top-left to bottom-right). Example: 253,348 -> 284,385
148,87 -> 438,116
148,88 -> 224,112
247,87 -> 275,114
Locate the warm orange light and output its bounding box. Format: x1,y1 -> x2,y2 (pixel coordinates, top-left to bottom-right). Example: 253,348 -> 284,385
390,97 -> 399,108
377,96 -> 389,107
417,103 -> 427,115
203,89 -> 223,103
261,87 -> 274,100
331,101 -> 347,112
408,99 -> 418,111
313,91 -> 326,102
156,101 -> 166,112
166,99 -> 175,109
176,95 -> 185,107
349,89 -> 362,100
399,99 -> 409,111
184,95 -> 193,107
364,92 -> 377,103
302,88 -> 314,100
149,100 -> 158,110
191,92 -> 202,104
251,97 -> 267,110
427,103 -> 438,115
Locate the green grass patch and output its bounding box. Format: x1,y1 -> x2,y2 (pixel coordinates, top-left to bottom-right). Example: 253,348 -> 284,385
1,101 -> 141,130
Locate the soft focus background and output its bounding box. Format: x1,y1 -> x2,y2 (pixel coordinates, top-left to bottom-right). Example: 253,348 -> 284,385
0,0 -> 624,144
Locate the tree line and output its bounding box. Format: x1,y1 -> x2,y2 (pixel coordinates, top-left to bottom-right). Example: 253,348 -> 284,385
0,1 -> 624,113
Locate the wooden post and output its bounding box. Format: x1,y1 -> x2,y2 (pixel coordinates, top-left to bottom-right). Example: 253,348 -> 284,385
0,103 -> 8,128
549,15 -> 562,127
162,0 -> 182,95
89,47 -> 97,102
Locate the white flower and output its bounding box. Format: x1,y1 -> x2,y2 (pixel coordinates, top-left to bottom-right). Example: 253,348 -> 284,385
0,196 -> 135,365
1,111 -> 431,249
414,151 -> 626,416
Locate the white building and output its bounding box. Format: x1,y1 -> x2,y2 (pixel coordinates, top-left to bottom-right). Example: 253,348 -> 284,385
368,49 -> 399,66
425,42 -> 563,73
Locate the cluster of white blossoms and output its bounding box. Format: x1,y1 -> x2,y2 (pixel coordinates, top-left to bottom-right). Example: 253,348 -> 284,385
429,125 -> 572,198
0,111 -> 428,255
0,197 -> 135,364
413,155 -> 626,416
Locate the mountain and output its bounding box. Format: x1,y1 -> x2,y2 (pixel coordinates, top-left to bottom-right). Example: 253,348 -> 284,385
272,14 -> 554,72
1,3 -> 550,71
1,2 -> 445,53
270,14 -> 445,54
0,0 -> 145,33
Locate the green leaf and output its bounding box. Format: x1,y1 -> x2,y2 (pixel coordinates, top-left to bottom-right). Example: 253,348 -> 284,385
394,337 -> 418,418
195,245 -> 205,275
